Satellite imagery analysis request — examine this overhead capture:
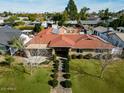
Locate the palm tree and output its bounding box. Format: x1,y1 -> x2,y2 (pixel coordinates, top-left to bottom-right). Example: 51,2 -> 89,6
10,37 -> 24,50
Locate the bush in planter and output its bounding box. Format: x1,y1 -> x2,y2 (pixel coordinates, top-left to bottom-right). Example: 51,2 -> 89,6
102,54 -> 112,60
50,73 -> 58,79
63,73 -> 70,79
48,79 -> 58,88
62,63 -> 69,73
71,54 -> 76,59
52,69 -> 58,73
93,54 -> 101,59
53,63 -> 59,68
54,60 -> 59,64
77,54 -> 83,59
60,80 -> 72,88
83,54 -> 93,59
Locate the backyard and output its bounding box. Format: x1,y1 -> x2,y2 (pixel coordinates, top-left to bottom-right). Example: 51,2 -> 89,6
70,59 -> 124,93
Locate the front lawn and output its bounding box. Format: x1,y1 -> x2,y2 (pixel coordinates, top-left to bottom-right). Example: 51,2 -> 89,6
0,67 -> 50,93
70,59 -> 124,93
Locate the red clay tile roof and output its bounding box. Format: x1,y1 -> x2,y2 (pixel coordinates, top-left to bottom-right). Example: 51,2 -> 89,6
49,35 -> 75,47
27,28 -> 114,49
73,36 -> 113,49
37,27 -> 53,35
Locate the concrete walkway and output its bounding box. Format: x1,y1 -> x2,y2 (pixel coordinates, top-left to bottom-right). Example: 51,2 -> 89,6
50,59 -> 72,93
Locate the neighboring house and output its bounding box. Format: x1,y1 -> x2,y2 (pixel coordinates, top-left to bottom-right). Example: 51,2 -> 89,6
26,27 -> 114,58
56,26 -> 81,35
65,21 -> 78,25
52,26 -> 93,35
22,30 -> 33,35
93,26 -> 115,41
79,18 -> 101,26
0,17 -> 4,24
114,33 -> 124,48
0,16 -> 9,24
117,27 -> 124,33
0,26 -> 22,55
93,26 -> 124,48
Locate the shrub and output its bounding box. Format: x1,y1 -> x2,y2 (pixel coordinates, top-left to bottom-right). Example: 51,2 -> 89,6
53,63 -> 59,68
83,54 -> 93,59
71,54 -> 76,59
52,69 -> 58,73
102,54 -> 112,60
53,63 -> 58,71
53,60 -> 59,64
62,62 -> 69,73
93,54 -> 101,59
50,73 -> 58,79
60,80 -> 72,88
48,79 -> 58,88
63,74 -> 70,79
77,54 -> 83,59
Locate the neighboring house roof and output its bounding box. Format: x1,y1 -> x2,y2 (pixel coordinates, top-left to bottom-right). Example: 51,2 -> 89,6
79,19 -> 101,25
65,21 -> 78,25
116,33 -> 124,41
58,26 -> 81,34
117,27 -> 124,30
0,26 -> 22,46
27,28 -> 114,49
94,26 -> 108,33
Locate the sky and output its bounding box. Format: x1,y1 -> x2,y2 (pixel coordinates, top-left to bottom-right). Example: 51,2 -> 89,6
0,0 -> 124,13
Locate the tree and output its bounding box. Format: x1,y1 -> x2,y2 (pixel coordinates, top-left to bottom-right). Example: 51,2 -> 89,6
3,11 -> 13,17
99,54 -> 113,78
10,37 -> 24,50
4,16 -> 20,26
109,15 -> 124,29
98,8 -> 110,20
13,21 -> 25,26
33,24 -> 41,33
58,11 -> 68,26
79,7 -> 90,20
28,14 -> 36,21
52,13 -> 62,24
65,0 -> 78,20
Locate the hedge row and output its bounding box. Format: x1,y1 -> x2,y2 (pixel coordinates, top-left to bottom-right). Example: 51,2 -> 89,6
71,54 -> 93,59
48,60 -> 59,88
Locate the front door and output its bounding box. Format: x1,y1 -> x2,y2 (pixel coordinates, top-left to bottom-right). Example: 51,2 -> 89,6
55,48 -> 69,57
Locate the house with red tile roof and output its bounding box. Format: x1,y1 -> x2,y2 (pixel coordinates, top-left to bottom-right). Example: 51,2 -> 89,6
25,27 -> 114,57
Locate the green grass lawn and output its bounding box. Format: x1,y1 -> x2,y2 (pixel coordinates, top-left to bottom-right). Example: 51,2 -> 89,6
0,67 -> 50,93
70,59 -> 124,93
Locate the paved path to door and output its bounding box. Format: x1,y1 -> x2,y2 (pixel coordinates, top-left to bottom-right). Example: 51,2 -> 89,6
50,59 -> 72,93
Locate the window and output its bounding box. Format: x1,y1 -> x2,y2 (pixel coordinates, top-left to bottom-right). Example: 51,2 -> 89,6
95,49 -> 102,53
77,49 -> 83,53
